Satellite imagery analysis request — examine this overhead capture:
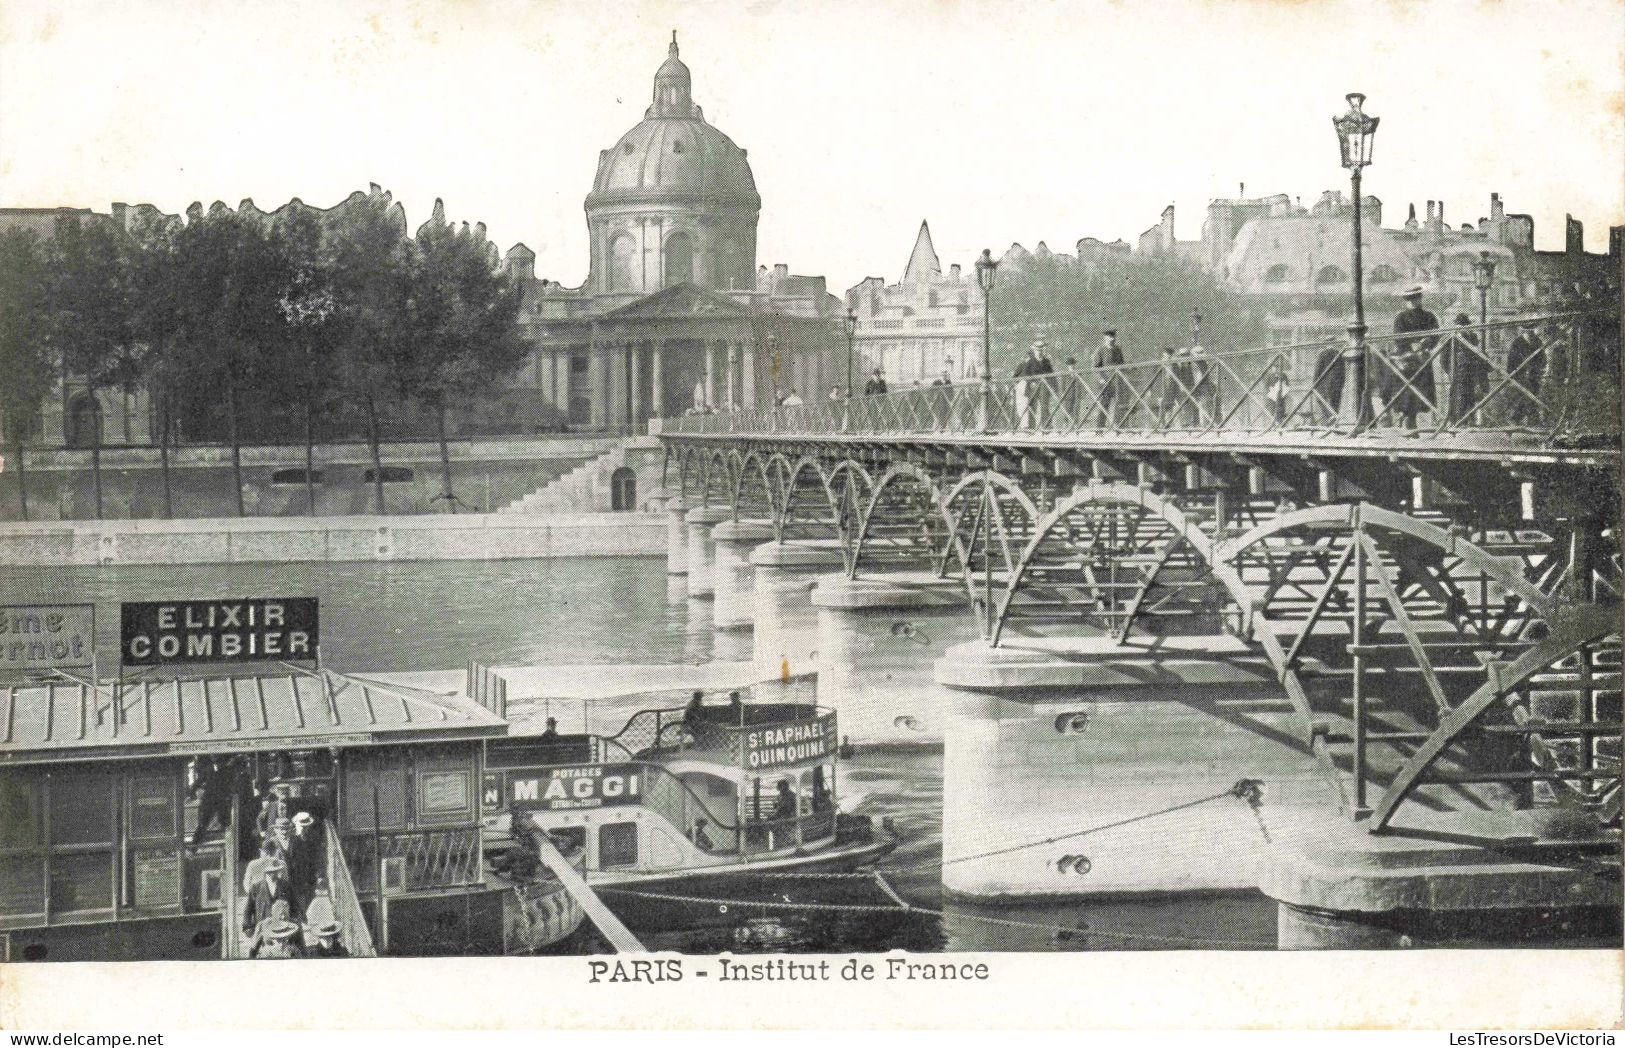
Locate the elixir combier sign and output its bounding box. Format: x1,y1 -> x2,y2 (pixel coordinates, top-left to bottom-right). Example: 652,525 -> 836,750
120,598 -> 318,666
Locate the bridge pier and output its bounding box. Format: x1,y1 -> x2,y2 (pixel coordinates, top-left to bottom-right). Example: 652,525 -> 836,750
683,506 -> 731,598
1259,811 -> 1622,949
935,635 -> 1344,902
665,499 -> 689,575
749,540 -> 845,682
811,572 -> 979,746
710,520 -> 776,630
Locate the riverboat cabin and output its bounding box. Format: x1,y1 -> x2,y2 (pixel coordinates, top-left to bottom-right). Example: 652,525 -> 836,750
0,668 -> 513,961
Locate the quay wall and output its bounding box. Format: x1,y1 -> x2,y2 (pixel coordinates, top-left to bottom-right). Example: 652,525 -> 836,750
0,511 -> 665,567
0,435 -> 628,521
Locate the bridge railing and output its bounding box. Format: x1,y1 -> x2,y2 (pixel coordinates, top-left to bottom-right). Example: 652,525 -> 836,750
665,310 -> 1618,442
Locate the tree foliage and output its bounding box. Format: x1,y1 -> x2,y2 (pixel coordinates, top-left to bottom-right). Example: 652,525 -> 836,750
989,252 -> 1266,371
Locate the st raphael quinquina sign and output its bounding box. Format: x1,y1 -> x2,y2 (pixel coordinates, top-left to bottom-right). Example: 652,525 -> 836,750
120,598 -> 319,666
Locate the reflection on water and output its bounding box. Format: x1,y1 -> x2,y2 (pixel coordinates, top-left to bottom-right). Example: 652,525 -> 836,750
0,555 -> 1281,953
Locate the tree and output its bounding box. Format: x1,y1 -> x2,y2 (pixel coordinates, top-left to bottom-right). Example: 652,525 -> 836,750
43,215 -> 142,520
168,204 -> 293,516
127,212 -> 184,517
0,229 -> 52,521
991,252 -> 1265,371
326,188 -> 413,515
407,203 -> 527,512
272,207 -> 340,517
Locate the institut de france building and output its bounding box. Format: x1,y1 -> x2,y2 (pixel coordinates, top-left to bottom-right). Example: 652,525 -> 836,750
499,36 -> 845,428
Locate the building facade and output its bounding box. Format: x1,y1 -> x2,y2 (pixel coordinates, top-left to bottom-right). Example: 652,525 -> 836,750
845,222 -> 985,387
502,36 -> 845,425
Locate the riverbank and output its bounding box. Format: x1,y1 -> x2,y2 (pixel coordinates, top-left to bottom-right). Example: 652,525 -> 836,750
0,510 -> 665,566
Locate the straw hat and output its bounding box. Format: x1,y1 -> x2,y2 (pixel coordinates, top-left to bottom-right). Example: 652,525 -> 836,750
292,812 -> 314,826
311,920 -> 342,939
265,920 -> 301,941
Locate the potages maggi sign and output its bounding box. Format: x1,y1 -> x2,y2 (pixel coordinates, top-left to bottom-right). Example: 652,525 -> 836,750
507,764 -> 643,811
121,598 -> 318,667
742,712 -> 837,770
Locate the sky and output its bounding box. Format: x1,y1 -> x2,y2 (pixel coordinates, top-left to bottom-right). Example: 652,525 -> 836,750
1,0 -> 1621,294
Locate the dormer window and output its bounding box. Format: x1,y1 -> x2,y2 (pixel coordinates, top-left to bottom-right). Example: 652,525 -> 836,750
673,140 -> 684,154
622,143 -> 633,155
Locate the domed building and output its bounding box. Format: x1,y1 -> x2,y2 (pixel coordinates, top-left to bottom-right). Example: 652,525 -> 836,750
502,36 -> 844,431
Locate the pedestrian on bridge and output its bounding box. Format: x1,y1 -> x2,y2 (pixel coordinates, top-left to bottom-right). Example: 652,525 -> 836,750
1447,313 -> 1490,424
1387,286 -> 1439,429
1313,342 -> 1345,425
1091,330 -> 1123,427
864,367 -> 889,397
1014,340 -> 1055,429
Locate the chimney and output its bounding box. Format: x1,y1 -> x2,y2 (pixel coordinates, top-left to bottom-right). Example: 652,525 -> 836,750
949,263 -> 961,280
1566,215 -> 1584,255
1405,203 -> 1418,230
1490,192 -> 1504,220
1239,182 -> 1245,197
774,263 -> 788,279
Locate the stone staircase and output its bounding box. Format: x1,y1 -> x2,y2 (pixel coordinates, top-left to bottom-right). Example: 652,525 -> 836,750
497,437 -> 664,515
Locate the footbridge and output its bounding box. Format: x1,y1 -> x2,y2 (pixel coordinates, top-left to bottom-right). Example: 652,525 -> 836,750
656,310 -> 1621,946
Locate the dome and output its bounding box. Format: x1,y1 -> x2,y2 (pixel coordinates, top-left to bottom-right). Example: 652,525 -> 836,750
586,35 -> 759,210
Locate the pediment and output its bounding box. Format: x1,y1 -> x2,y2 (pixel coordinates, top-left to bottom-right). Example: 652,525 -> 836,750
601,282 -> 751,320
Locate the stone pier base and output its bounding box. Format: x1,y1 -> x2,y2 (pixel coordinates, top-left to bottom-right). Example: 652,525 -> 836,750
710,520 -> 775,630
1260,809 -> 1623,949
683,506 -> 731,599
936,635 -> 1345,902
812,571 -> 978,746
665,499 -> 689,574
750,540 -> 845,682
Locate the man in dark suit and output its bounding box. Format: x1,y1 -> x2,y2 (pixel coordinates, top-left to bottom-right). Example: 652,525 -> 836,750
1388,285 -> 1439,429
286,811 -> 322,918
242,858 -> 292,940
1091,330 -> 1124,427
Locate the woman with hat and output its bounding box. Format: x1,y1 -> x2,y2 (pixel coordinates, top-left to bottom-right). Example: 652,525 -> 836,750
309,919 -> 349,959
248,900 -> 304,960
1387,285 -> 1439,429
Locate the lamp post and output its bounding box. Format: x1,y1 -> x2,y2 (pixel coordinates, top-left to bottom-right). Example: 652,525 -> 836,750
843,308 -> 858,401
1472,250 -> 1495,330
975,248 -> 998,431
1333,91 -> 1379,430
1191,308 -> 1203,346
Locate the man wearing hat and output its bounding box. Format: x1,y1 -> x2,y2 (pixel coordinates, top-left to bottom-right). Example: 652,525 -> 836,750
1013,339 -> 1055,429
1091,330 -> 1124,427
242,857 -> 292,941
863,366 -> 889,397
1388,285 -> 1439,429
287,810 -> 322,917
309,919 -> 350,959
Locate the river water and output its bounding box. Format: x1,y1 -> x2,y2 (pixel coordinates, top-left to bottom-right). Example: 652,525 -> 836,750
0,556 -> 1287,952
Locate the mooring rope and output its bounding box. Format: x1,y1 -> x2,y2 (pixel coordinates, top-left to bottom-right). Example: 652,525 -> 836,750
593,884 -> 1273,949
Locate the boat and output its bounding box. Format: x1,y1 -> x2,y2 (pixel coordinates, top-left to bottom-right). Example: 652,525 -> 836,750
479,697 -> 901,935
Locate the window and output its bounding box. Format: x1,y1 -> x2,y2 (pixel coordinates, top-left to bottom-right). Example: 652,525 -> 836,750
1370,264 -> 1399,284
1264,264 -> 1290,283
416,771 -> 472,825
663,231 -> 693,287
608,233 -> 637,292
362,466 -> 414,484
270,468 -> 324,486
672,140 -> 684,154
599,821 -> 638,868
1316,265 -> 1347,284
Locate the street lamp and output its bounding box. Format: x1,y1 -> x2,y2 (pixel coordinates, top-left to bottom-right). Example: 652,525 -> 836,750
1472,251 -> 1496,329
975,248 -> 998,431
843,308 -> 858,401
1191,308 -> 1203,346
1333,91 -> 1379,429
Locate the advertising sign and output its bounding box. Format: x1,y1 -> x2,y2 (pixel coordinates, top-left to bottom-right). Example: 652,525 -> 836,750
0,604 -> 94,672
505,764 -> 644,811
120,598 -> 318,667
742,712 -> 838,770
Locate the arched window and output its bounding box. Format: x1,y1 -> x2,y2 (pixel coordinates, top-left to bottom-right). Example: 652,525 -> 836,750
610,467 -> 637,512
664,231 -> 693,287
362,466 -> 414,484
1370,264 -> 1399,284
1264,264 -> 1290,283
608,233 -> 637,292
65,393 -> 101,449
1316,265 -> 1347,284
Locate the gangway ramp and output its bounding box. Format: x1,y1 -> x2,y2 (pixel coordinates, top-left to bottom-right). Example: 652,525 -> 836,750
530,831 -> 644,954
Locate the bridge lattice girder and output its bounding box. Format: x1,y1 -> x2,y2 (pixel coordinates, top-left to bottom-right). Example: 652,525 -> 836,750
664,437 -> 1620,834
